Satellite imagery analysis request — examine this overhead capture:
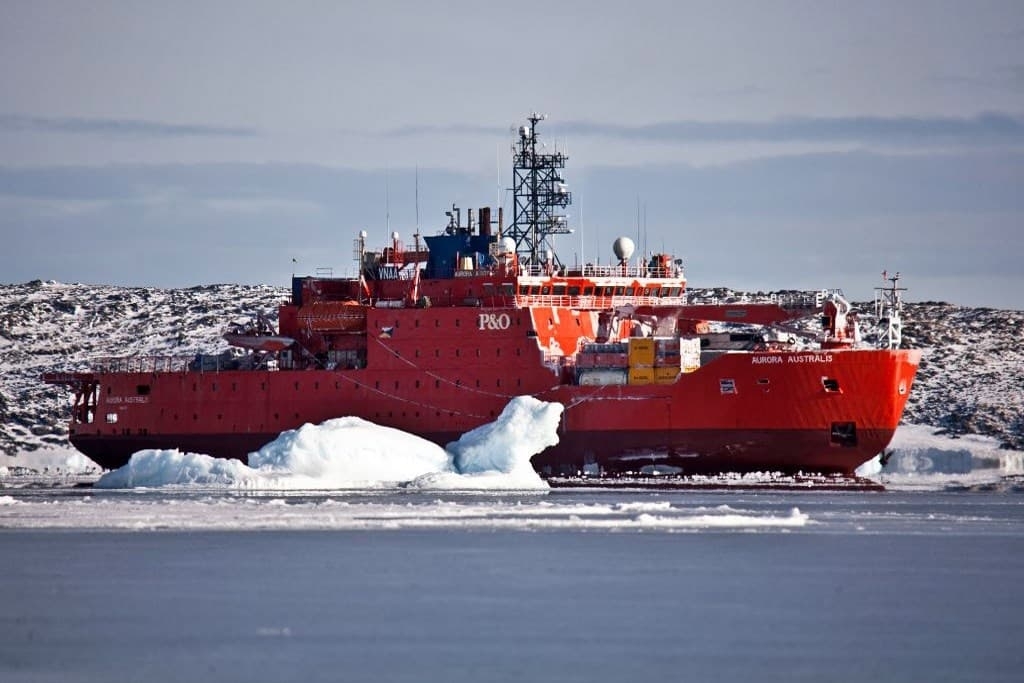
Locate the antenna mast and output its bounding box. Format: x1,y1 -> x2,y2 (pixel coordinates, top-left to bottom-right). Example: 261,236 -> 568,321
874,271 -> 907,350
508,113 -> 572,269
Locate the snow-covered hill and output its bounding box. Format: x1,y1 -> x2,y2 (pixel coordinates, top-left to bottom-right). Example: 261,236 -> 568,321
1,281 -> 1021,462
0,280 -> 287,458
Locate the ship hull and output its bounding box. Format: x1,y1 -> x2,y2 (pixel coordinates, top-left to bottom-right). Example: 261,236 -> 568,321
66,346 -> 921,476
70,427 -> 896,476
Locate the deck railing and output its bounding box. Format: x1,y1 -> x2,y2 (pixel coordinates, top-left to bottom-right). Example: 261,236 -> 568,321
89,355 -> 195,373
516,294 -> 687,308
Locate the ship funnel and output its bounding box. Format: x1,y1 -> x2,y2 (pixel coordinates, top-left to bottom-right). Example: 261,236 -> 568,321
612,236 -> 635,263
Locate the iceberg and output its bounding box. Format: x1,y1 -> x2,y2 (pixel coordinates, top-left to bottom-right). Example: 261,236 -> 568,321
96,396 -> 560,490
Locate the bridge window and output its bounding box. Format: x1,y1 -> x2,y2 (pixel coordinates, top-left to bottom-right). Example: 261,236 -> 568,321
568,286 -> 580,296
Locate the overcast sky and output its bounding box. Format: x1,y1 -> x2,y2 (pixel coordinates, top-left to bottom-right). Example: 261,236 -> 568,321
1,1 -> 1022,308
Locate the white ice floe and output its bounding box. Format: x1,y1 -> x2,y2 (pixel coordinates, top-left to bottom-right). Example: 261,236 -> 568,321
95,396 -> 559,491
0,495 -> 812,532
857,424 -> 1024,489
0,445 -> 100,474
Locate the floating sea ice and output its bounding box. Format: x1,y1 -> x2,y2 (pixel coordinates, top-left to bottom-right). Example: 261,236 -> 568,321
96,397 -> 562,490
95,449 -> 254,488
447,396 -> 563,476
249,416 -> 451,484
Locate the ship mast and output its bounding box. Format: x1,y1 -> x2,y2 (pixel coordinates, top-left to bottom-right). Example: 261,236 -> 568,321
509,113 -> 572,271
874,271 -> 906,350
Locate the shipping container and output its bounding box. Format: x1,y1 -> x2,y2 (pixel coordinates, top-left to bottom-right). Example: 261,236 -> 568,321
654,366 -> 680,383
628,367 -> 655,385
577,368 -> 629,386
628,337 -> 655,367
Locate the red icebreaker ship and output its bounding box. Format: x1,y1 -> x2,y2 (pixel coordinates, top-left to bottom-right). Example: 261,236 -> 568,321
44,115 -> 920,477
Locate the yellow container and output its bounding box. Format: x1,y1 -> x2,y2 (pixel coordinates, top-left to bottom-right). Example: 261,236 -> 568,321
654,367 -> 679,383
628,367 -> 655,384
628,338 -> 655,367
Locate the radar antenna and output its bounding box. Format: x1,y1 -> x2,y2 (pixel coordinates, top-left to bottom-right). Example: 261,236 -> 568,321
508,113 -> 572,269
874,271 -> 907,349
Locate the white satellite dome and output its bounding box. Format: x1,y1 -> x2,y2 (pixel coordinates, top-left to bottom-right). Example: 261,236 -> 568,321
612,236 -> 635,262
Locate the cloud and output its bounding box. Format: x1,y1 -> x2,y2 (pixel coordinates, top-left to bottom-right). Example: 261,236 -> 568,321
374,123 -> 507,137
377,113 -> 1024,147
932,66 -> 1024,93
0,114 -> 258,138
0,152 -> 1020,307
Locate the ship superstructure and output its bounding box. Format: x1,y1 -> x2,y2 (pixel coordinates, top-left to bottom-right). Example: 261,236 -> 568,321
44,115 -> 920,476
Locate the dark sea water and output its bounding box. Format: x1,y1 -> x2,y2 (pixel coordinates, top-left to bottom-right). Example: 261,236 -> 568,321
2,489 -> 1023,682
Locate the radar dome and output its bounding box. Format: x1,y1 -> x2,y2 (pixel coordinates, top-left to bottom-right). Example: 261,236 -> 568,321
501,237 -> 516,253
612,237 -> 635,262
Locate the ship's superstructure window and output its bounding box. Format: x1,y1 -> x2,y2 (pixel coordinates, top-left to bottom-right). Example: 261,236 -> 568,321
105,413 -> 118,424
